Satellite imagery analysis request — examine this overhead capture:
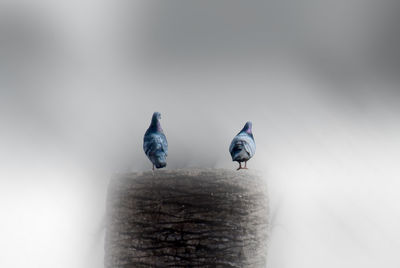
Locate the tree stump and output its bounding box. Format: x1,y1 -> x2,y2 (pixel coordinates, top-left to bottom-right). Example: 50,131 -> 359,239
105,169 -> 269,268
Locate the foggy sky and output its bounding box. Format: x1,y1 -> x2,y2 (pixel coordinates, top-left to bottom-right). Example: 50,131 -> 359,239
1,1 -> 400,268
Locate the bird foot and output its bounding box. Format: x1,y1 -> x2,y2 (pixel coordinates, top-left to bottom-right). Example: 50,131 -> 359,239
236,167 -> 248,170
237,167 -> 249,170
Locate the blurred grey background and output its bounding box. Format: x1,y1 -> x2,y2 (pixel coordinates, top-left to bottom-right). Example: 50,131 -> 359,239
1,0 -> 400,267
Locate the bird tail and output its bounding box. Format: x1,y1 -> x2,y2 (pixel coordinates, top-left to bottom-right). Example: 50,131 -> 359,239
153,153 -> 167,169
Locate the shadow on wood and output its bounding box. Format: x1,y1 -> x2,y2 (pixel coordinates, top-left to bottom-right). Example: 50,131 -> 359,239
105,169 -> 269,267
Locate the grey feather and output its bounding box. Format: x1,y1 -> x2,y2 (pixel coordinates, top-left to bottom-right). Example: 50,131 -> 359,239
143,112 -> 168,169
229,122 -> 256,163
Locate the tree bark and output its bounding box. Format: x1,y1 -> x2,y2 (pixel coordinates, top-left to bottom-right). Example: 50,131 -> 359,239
105,169 -> 269,268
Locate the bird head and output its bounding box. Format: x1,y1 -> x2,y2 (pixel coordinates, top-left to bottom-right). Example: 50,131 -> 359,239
152,112 -> 161,122
242,121 -> 253,134
150,112 -> 163,132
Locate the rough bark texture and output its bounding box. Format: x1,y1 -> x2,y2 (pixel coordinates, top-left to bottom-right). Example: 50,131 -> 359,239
105,169 -> 269,268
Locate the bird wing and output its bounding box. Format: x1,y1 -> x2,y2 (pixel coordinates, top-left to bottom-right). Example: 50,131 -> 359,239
159,133 -> 168,156
144,133 -> 168,156
229,133 -> 255,157
229,136 -> 240,154
243,136 -> 256,157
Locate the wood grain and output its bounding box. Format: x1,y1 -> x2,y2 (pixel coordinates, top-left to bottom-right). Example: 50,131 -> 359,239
105,169 -> 269,268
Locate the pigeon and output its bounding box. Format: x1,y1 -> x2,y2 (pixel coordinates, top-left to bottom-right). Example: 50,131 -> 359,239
143,112 -> 168,170
229,121 -> 256,170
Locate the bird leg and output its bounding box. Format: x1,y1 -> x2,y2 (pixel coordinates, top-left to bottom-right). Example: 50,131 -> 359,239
243,161 -> 248,169
152,164 -> 155,171
237,162 -> 242,170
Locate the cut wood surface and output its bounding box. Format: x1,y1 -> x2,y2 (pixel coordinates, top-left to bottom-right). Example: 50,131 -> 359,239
105,169 -> 269,268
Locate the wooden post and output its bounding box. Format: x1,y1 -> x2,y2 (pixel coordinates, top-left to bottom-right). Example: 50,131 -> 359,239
105,169 -> 269,267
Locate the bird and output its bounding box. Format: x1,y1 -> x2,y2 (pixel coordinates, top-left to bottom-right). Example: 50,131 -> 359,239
229,121 -> 256,170
143,112 -> 168,170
